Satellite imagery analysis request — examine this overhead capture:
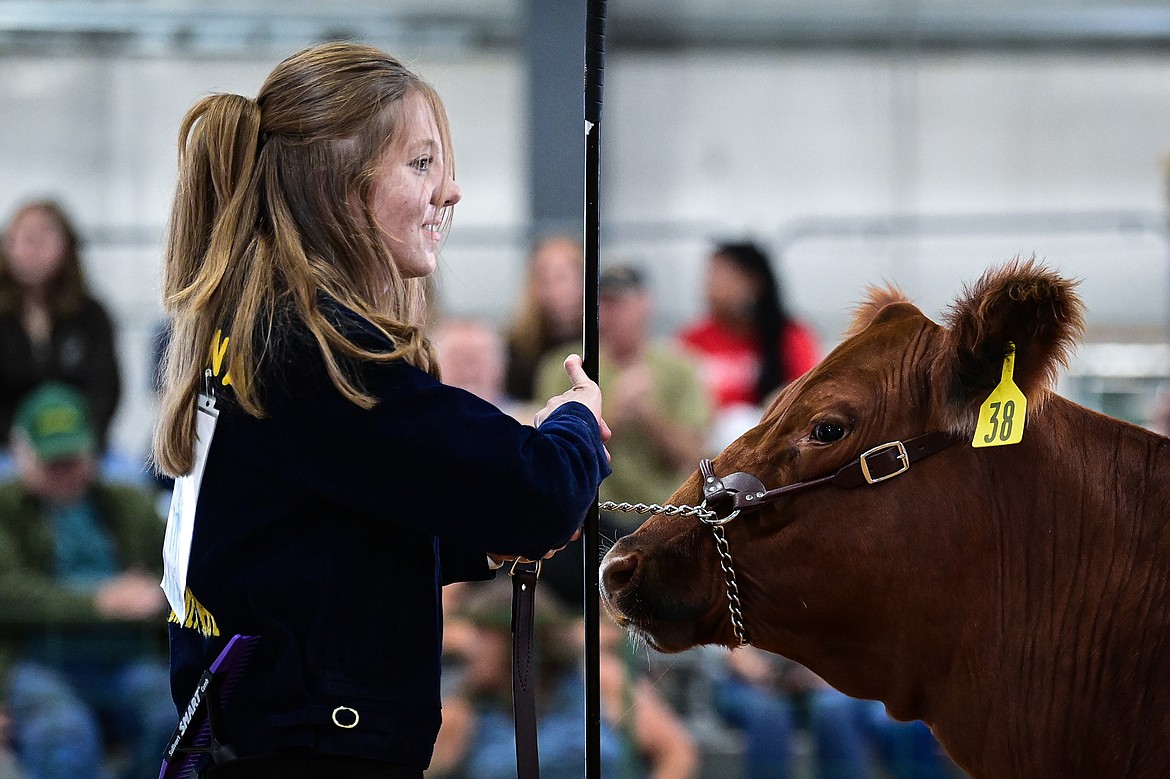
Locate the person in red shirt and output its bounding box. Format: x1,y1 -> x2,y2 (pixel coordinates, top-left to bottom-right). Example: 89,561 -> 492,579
678,242 -> 819,433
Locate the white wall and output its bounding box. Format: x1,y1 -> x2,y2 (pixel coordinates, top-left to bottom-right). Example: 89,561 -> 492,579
603,49 -> 1170,337
2,46 -> 1169,457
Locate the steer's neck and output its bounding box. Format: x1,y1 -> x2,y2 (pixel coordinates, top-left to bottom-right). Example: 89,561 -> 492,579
933,395 -> 1170,778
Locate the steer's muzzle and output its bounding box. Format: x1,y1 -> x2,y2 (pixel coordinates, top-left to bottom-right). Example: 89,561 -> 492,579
599,541 -> 642,616
600,534 -> 719,652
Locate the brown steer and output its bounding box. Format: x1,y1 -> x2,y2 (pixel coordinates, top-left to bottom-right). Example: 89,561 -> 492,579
600,260 -> 1170,778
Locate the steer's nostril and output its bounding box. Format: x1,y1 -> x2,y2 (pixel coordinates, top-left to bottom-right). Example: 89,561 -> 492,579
601,550 -> 641,597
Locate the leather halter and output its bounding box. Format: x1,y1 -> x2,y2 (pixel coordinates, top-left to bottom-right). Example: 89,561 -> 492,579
692,431 -> 959,645
698,431 -> 959,525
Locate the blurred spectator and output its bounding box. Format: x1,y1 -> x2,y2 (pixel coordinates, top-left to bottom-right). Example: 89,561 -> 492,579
597,608 -> 698,779
0,383 -> 171,779
1148,382 -> 1170,436
430,579 -> 696,779
144,319 -> 175,494
434,317 -> 529,421
678,241 -> 819,450
534,264 -> 709,602
537,264 -> 709,531
711,646 -> 955,779
709,647 -> 799,779
0,709 -> 23,779
808,687 -> 955,779
504,236 -> 584,403
0,201 -> 122,452
147,320 -> 171,400
430,579 -> 610,778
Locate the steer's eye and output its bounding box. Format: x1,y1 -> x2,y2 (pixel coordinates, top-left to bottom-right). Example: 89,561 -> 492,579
811,421 -> 847,443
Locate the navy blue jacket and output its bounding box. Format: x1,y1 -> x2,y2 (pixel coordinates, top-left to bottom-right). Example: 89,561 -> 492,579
168,303 -> 609,769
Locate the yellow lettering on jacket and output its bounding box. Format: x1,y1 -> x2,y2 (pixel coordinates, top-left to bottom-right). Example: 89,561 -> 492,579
168,588 -> 221,638
210,330 -> 234,387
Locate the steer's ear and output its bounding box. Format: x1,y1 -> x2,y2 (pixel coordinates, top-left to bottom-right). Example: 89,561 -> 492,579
846,283 -> 912,337
933,258 -> 1084,435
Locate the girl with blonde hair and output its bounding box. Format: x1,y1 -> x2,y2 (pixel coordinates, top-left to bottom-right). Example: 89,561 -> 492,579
156,42 -> 609,778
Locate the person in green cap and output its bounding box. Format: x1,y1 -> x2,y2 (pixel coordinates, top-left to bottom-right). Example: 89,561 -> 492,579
0,381 -> 173,779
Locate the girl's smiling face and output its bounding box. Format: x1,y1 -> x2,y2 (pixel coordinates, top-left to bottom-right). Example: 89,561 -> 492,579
368,92 -> 461,279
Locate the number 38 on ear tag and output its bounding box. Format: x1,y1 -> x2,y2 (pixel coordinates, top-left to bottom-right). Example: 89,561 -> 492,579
972,342 -> 1027,448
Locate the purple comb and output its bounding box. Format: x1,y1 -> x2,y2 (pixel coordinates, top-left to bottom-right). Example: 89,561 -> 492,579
159,634 -> 259,779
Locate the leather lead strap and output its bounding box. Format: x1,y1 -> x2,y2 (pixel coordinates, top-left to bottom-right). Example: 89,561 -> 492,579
511,567 -> 541,779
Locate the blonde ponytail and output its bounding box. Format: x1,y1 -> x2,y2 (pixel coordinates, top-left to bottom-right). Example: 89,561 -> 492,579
154,44 -> 450,477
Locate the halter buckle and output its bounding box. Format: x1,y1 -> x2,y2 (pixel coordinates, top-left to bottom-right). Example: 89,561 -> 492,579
509,558 -> 543,579
858,441 -> 910,484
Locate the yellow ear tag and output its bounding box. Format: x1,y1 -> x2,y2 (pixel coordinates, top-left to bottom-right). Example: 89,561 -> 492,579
972,342 -> 1026,448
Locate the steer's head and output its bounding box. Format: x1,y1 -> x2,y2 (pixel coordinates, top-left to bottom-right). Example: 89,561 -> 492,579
600,259 -> 1083,708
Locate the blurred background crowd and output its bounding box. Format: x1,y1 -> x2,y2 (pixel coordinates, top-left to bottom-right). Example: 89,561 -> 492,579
5,0 -> 1170,777
0,203 -> 975,777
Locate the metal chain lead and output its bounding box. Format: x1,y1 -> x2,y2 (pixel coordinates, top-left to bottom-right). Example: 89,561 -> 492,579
600,500 -> 750,646
598,501 -> 717,521
708,523 -> 749,645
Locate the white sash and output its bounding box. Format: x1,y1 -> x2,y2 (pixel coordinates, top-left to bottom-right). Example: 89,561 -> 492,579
161,394 -> 219,622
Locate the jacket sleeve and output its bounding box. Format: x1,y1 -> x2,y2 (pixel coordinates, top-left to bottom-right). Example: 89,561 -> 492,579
267,354 -> 610,563
438,538 -> 496,585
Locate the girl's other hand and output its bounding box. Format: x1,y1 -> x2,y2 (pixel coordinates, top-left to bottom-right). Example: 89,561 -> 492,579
533,354 -> 611,443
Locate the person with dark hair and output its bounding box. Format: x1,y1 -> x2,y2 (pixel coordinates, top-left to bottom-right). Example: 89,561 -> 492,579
154,42 -> 610,778
678,241 -> 819,413
0,200 -> 122,451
